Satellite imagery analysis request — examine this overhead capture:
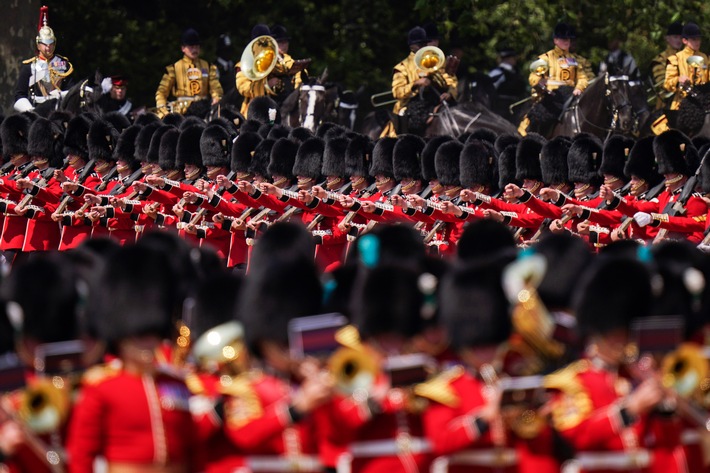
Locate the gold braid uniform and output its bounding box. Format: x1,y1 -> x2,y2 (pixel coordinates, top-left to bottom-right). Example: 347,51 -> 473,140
236,52 -> 303,118
664,45 -> 709,110
650,45 -> 679,109
381,52 -> 458,137
155,55 -> 223,116
528,46 -> 589,93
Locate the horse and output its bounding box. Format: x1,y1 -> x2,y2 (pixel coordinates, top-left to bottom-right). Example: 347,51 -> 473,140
33,70 -> 103,117
360,84 -> 520,139
277,74 -> 364,132
523,72 -> 639,140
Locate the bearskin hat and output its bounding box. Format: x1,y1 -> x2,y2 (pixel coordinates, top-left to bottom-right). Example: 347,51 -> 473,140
370,137 -> 397,178
208,116 -> 238,138
600,134 -> 634,181
265,124 -> 290,141
93,245 -> 179,343
158,128 -> 180,171
457,220 -> 517,264
573,257 -> 652,338
435,140 -> 463,186
323,125 -> 348,142
351,265 -> 426,339
27,117 -> 64,168
567,136 -> 603,185
498,143 -> 519,189
467,127 -> 498,146
134,122 -> 161,162
239,119 -> 262,135
536,233 -> 593,310
250,138 -> 275,178
393,134 -> 425,181
422,136 -> 453,182
515,133 -> 546,181
654,129 -> 699,176
239,222 -> 322,356
131,112 -> 159,127
47,110 -> 73,132
146,125 -> 174,164
494,134 -> 520,155
624,136 -> 662,187
541,136 -> 571,185
345,134 -> 373,177
460,139 -> 497,189
200,124 -> 231,168
289,126 -> 314,145
103,111 -> 131,133
440,260 -> 512,350
268,137 -> 298,179
113,125 -> 142,166
87,119 -> 120,163
293,137 -> 325,180
179,116 -> 206,131
316,122 -> 341,139
322,136 -> 349,178
61,115 -> 92,160
176,124 -> 206,169
231,131 -> 262,175
247,96 -> 281,125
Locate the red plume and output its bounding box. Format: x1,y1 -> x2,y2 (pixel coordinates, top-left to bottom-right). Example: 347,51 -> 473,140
37,5 -> 48,33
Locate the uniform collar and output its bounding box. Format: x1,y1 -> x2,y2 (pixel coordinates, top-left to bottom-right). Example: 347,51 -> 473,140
683,45 -> 697,55
553,46 -> 569,56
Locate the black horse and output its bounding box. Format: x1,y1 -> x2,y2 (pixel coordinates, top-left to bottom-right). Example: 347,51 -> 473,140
33,70 -> 103,117
522,73 -> 640,139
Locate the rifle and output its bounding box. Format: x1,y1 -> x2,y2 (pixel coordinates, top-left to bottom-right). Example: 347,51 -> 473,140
652,146 -> 709,244
54,159 -> 98,215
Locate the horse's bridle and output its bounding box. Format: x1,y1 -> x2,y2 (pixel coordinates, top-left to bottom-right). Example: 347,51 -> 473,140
571,73 -> 636,137
299,84 -> 325,131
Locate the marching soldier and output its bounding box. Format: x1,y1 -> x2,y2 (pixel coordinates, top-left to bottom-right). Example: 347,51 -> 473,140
664,22 -> 709,111
155,28 -> 223,118
13,6 -> 74,113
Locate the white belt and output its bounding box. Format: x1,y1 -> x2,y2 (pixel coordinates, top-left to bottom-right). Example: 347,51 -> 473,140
349,437 -> 431,457
681,429 -> 702,445
547,80 -> 574,87
247,455 -> 322,472
427,240 -> 447,246
176,96 -> 208,102
312,229 -> 332,236
439,448 -> 518,467
563,450 -> 651,471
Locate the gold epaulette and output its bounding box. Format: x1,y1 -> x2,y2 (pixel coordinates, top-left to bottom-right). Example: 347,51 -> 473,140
413,365 -> 465,408
185,373 -> 205,395
543,360 -> 593,430
22,57 -> 37,65
694,215 -> 707,222
81,363 -> 120,386
218,374 -> 263,428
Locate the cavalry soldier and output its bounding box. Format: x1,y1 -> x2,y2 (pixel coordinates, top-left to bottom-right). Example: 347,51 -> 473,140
14,6 -> 74,113
649,22 -> 683,110
664,22 -> 709,111
155,28 -> 223,118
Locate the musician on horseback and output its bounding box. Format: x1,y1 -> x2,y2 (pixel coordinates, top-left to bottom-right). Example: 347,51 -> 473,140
518,22 -> 589,135
380,26 -> 458,137
649,21 -> 682,110
236,24 -> 307,118
154,28 -> 223,118
664,22 -> 709,111
13,6 -> 74,113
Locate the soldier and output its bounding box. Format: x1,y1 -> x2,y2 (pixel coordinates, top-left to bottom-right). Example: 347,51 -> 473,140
649,22 -> 683,110
664,22 -> 709,111
488,48 -> 527,123
381,26 -> 457,137
96,75 -> 135,119
155,28 -> 223,118
236,24 -> 306,119
67,244 -> 199,473
529,22 -> 589,97
13,6 -> 74,113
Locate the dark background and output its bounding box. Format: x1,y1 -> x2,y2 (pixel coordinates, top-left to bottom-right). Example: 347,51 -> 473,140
0,0 -> 700,115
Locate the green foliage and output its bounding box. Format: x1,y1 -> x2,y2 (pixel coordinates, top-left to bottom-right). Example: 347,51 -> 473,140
48,0 -> 710,110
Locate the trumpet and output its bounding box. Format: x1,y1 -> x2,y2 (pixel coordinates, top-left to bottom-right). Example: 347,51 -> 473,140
240,35 -> 280,81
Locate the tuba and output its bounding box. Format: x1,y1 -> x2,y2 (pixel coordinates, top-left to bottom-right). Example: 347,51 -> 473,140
192,321 -> 249,376
240,35 -> 281,81
327,326 -> 379,395
414,46 -> 449,91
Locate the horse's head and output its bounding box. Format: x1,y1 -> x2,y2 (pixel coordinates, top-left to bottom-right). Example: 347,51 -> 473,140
604,73 -> 635,134
336,86 -> 365,130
